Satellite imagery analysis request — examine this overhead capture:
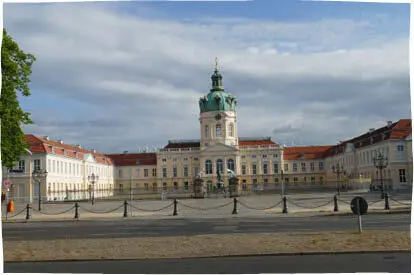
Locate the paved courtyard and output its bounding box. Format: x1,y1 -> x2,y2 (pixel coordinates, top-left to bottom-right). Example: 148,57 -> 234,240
2,191 -> 411,222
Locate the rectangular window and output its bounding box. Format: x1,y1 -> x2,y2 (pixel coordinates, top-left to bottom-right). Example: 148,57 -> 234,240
310,162 -> 315,171
144,169 -> 149,177
263,163 -> 268,175
152,168 -> 157,177
252,179 -> 258,186
252,164 -> 257,175
194,167 -> 199,177
118,169 -> 122,178
398,145 -> 404,152
319,162 -> 324,170
162,168 -> 167,178
135,168 -> 140,177
399,169 -> 406,183
184,166 -> 188,177
184,181 -> 189,190
301,162 -> 306,172
273,163 -> 279,174
34,159 -> 41,171
173,167 -> 177,177
242,163 -> 246,175
262,154 -> 267,159
293,177 -> 298,184
293,163 -> 297,172
163,182 -> 167,190
19,160 -> 25,172
263,178 -> 268,186
311,177 -> 315,185
144,183 -> 149,190
284,164 -> 288,172
273,154 -> 278,158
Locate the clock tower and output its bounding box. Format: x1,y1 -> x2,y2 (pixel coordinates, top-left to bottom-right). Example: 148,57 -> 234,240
199,58 -> 238,150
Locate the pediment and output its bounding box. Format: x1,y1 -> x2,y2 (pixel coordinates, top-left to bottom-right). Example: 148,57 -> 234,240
201,142 -> 238,153
84,153 -> 95,162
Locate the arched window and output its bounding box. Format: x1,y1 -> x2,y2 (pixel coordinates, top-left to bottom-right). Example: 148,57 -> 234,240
216,124 -> 222,137
227,159 -> 235,172
228,123 -> 234,137
216,159 -> 223,173
205,160 -> 213,174
205,125 -> 209,138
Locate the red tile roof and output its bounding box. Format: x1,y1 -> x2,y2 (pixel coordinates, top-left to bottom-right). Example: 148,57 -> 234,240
24,134 -> 113,165
390,119 -> 411,139
283,146 -> 333,160
107,153 -> 157,166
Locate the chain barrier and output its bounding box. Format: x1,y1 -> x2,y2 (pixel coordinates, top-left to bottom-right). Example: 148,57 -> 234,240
31,206 -> 75,216
79,204 -> 124,214
337,198 -> 351,205
390,198 -> 412,206
367,199 -> 384,205
179,200 -> 233,211
5,207 -> 27,218
129,202 -> 174,212
288,198 -> 334,209
238,200 -> 282,210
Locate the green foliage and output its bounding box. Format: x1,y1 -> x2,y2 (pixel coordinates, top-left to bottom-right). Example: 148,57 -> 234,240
1,29 -> 36,168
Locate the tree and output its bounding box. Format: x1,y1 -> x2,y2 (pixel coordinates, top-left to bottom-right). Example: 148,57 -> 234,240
1,28 -> 36,168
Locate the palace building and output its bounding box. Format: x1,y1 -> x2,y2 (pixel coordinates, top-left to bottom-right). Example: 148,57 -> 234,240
2,61 -> 412,202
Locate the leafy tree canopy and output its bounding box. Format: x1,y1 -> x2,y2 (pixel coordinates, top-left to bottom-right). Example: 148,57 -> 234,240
1,28 -> 36,168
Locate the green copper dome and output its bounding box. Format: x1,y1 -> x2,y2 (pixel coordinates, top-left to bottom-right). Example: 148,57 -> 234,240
199,59 -> 237,113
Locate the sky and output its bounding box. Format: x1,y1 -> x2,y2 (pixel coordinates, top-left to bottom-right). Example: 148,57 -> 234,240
3,0 -> 411,154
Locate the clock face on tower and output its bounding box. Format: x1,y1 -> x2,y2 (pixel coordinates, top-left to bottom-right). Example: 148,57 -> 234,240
215,114 -> 222,121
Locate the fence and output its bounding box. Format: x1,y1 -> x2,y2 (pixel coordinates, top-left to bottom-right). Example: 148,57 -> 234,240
3,192 -> 411,222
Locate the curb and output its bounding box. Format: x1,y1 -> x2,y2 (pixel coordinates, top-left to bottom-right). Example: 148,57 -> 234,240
4,250 -> 411,263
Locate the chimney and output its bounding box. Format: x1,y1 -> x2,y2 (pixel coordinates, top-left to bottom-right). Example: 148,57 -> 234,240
92,149 -> 96,153
76,144 -> 82,149
58,140 -> 63,144
43,136 -> 50,141
387,121 -> 393,127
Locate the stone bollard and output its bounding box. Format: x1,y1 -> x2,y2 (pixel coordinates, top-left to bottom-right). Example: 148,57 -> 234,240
173,199 -> 178,216
123,200 -> 128,218
282,196 -> 288,214
384,193 -> 390,210
232,197 -> 238,215
74,202 -> 79,220
25,204 -> 31,221
334,195 -> 338,212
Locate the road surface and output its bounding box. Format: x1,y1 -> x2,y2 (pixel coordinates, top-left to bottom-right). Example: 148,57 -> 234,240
3,213 -> 410,241
4,252 -> 411,273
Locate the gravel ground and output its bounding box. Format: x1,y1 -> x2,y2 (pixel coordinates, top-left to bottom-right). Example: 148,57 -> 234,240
3,230 -> 410,262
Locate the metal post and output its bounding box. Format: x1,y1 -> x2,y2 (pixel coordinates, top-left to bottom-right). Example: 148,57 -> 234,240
384,193 -> 390,210
74,202 -> 79,220
282,196 -> 288,214
38,180 -> 42,211
173,198 -> 178,216
92,182 -> 95,205
281,170 -> 285,197
380,167 -> 385,199
123,200 -> 128,217
334,195 -> 338,212
357,198 -> 362,233
232,197 -> 238,215
25,204 -> 31,221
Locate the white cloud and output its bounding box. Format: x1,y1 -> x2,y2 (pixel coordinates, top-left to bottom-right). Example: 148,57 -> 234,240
4,3 -> 410,152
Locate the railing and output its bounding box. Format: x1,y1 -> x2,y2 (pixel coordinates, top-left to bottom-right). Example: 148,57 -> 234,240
3,193 -> 411,222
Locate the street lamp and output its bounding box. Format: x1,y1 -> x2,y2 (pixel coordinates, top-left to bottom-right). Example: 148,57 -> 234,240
88,173 -> 99,205
24,148 -> 33,203
332,163 -> 344,196
32,169 -> 48,211
281,170 -> 285,197
373,152 -> 388,199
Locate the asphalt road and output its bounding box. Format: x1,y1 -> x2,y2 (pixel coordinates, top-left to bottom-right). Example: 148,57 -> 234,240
4,252 -> 411,273
2,213 -> 410,241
